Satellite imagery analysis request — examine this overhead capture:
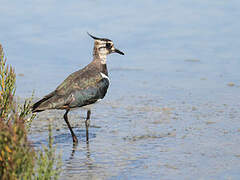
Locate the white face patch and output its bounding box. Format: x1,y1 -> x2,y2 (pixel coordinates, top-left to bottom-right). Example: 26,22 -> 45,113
94,40 -> 114,64
98,44 -> 108,64
99,53 -> 107,64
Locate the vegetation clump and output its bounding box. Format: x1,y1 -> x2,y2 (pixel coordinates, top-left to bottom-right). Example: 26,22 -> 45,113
0,44 -> 62,179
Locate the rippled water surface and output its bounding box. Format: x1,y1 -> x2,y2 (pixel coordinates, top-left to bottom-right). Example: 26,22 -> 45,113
1,0 -> 240,179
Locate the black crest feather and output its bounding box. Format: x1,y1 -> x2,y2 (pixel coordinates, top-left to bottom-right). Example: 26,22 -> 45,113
87,32 -> 111,41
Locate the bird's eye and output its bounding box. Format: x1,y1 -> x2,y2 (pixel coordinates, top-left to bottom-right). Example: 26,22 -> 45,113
106,43 -> 111,48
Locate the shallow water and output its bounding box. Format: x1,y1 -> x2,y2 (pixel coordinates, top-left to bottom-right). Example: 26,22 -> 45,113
1,0 -> 240,179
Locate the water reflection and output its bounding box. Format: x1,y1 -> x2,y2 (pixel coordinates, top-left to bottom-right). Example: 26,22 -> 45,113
69,143 -> 78,160
69,139 -> 90,160
63,140 -> 97,180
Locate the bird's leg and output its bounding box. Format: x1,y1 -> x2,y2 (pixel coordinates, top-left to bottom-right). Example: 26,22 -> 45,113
85,110 -> 91,143
64,109 -> 78,144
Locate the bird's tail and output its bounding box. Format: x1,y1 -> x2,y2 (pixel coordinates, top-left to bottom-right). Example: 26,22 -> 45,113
32,91 -> 55,112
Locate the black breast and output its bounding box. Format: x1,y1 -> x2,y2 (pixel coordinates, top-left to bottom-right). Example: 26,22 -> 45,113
69,76 -> 110,108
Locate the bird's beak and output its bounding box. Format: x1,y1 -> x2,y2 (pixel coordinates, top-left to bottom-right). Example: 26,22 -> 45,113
114,48 -> 124,55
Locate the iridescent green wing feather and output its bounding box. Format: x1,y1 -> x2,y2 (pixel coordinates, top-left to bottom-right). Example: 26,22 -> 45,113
55,69 -> 103,96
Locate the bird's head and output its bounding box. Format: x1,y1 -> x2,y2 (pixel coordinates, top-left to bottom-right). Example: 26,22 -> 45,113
88,32 -> 124,59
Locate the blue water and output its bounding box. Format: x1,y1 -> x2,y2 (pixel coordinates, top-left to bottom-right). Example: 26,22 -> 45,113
1,0 -> 240,179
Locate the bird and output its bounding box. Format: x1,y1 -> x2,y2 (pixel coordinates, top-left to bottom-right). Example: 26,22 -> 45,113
32,33 -> 124,144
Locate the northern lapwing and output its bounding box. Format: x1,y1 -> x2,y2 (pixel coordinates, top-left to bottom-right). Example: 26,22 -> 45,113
32,33 -> 124,144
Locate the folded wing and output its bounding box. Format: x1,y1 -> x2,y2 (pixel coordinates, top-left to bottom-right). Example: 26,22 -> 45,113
32,70 -> 109,112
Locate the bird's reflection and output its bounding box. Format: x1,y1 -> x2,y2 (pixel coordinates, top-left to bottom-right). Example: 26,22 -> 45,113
68,137 -> 92,169
70,143 -> 78,159
62,128 -> 98,180
85,141 -> 91,160
70,131 -> 91,159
